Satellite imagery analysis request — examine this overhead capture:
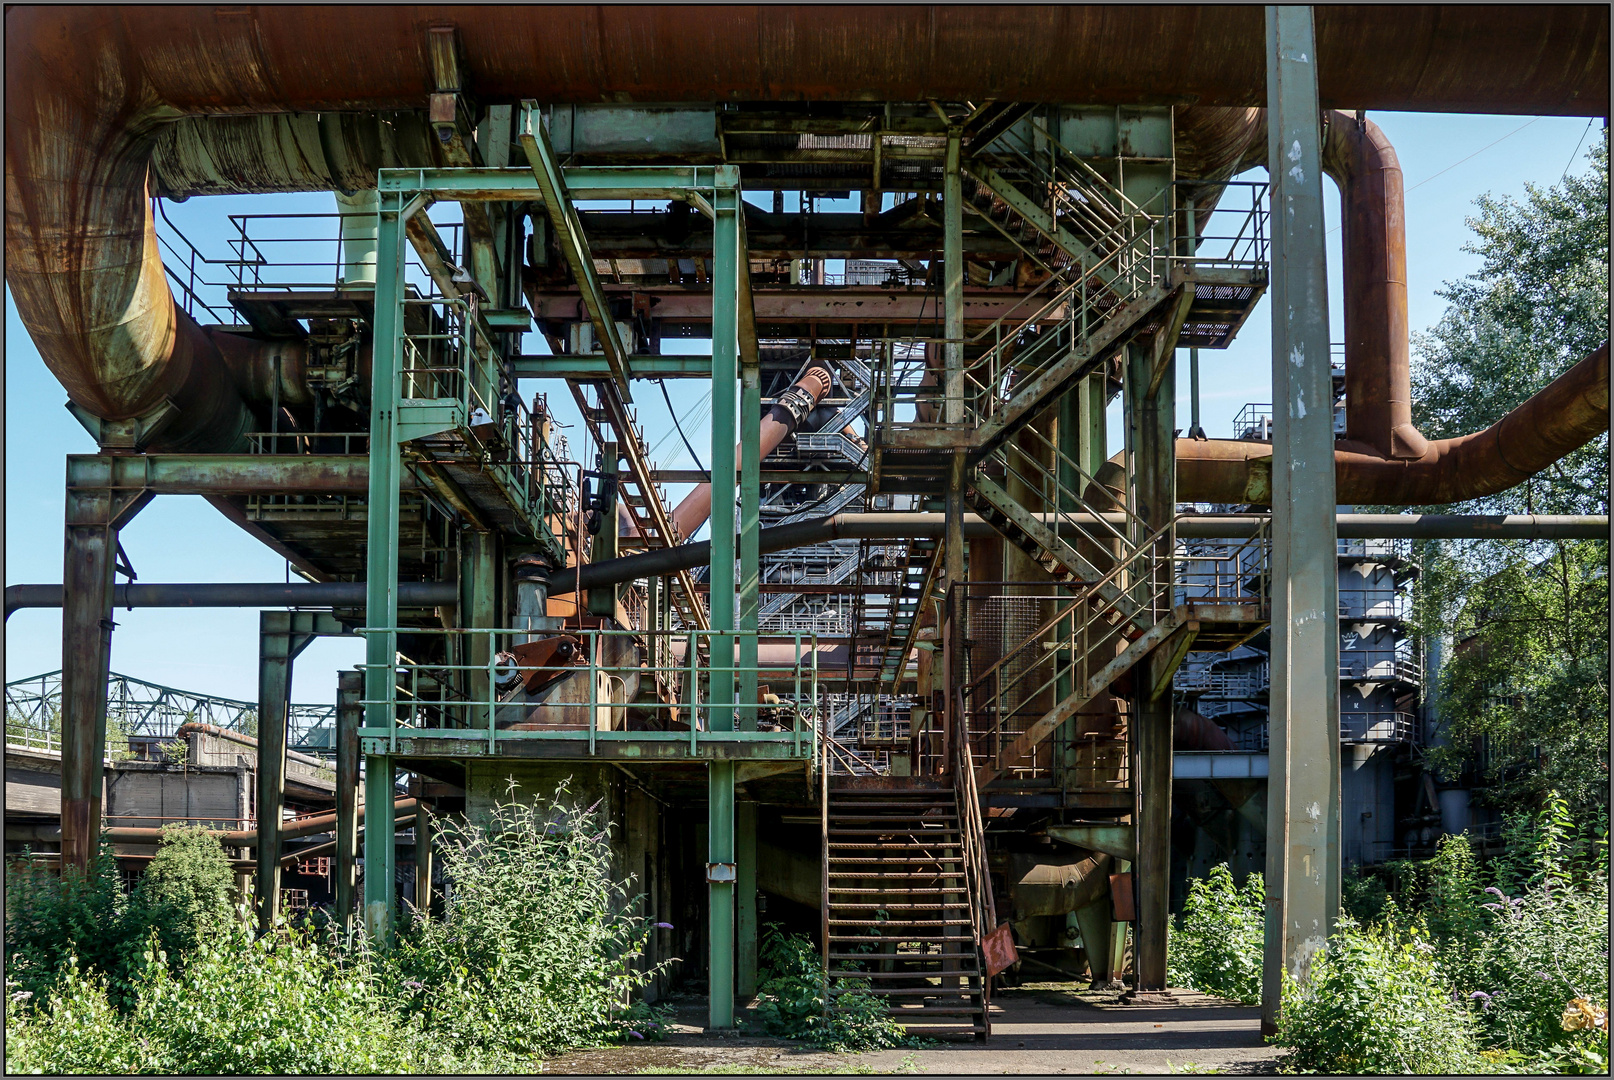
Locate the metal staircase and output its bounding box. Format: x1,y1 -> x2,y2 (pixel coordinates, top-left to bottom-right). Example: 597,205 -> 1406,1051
821,778 -> 990,1040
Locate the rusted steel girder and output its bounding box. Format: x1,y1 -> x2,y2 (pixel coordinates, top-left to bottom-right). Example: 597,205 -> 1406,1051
526,286 -> 1061,326
66,454 -> 386,496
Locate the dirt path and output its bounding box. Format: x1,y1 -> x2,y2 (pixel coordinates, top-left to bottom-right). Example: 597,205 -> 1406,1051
541,984 -> 1283,1075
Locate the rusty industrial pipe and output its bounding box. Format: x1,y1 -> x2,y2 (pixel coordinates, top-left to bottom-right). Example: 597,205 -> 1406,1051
101,798 -> 418,849
5,8 -> 1606,453
670,366 -> 832,539
1177,343 -> 1607,505
1322,111 -> 1426,459
1172,110 -> 1609,505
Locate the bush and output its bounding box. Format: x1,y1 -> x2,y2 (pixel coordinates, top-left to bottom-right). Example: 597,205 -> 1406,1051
1272,910 -> 1482,1075
129,825 -> 238,966
1465,876 -> 1610,1058
753,922 -> 913,1052
1167,864 -> 1263,1005
388,783 -> 672,1057
5,846 -> 135,1006
129,923 -> 467,1074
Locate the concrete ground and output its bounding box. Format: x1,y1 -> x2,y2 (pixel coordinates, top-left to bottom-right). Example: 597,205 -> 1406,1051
541,983 -> 1283,1075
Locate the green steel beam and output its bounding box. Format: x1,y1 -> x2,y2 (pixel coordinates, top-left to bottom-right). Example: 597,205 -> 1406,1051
378,165 -> 732,201
362,190 -> 407,945
518,108 -> 633,395
709,760 -> 737,1029
511,355 -> 714,380
709,182 -> 741,734
363,754 -> 396,941
737,208 -> 761,731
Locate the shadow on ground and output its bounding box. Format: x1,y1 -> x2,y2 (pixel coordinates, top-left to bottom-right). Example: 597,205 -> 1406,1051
540,982 -> 1285,1075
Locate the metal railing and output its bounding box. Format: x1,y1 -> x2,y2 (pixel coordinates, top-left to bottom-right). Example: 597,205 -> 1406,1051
355,627 -> 821,757
959,518 -> 1270,780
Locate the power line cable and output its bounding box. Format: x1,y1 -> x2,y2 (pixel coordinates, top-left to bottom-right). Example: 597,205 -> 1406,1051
1561,118 -> 1596,182
1328,117 -> 1543,235
658,378 -> 710,482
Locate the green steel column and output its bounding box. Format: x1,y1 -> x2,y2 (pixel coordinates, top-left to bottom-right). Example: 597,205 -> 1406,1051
1080,373 -> 1108,480
254,613 -> 294,933
710,180 -> 740,733
1262,3 -> 1342,1034
708,760 -> 737,1028
738,357 -> 761,730
1126,339 -> 1176,992
736,800 -> 759,999
363,188 -> 406,943
364,755 -> 396,941
464,531 -> 499,710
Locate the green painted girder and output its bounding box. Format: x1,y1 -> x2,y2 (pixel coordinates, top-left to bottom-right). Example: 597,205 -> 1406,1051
511,354 -> 713,380
360,728 -> 814,761
376,165 -> 737,201
518,114 -> 634,395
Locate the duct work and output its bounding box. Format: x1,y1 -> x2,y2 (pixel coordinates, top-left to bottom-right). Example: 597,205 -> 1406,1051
4,7 -> 1608,455
670,366 -> 833,540
1174,110 -> 1609,505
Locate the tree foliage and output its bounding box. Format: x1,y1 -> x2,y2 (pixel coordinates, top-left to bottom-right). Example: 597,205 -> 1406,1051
1404,134 -> 1610,815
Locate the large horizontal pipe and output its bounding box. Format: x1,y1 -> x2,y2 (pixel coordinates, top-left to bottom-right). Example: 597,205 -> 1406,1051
11,810 -> 413,858
1177,344 -> 1610,506
3,581 -> 457,620
548,512 -> 1610,592
102,799 -> 417,849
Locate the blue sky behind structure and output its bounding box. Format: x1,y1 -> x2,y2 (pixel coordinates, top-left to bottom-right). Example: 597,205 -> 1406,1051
4,112 -> 1602,702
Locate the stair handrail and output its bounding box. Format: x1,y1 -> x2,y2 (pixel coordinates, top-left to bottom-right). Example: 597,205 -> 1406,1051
952,685 -> 997,1017
819,701 -> 831,1017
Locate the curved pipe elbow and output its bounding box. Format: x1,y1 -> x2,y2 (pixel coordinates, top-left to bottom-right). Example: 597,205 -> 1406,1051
1176,343 -> 1609,506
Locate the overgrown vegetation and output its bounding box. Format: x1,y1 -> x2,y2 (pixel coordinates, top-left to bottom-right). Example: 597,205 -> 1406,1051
387,784 -> 673,1058
753,923 -> 914,1053
5,787 -> 673,1073
1174,797 -> 1609,1074
1167,864 -> 1264,1005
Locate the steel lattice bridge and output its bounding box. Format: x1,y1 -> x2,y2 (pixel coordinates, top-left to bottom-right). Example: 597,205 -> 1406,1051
4,670 -> 336,754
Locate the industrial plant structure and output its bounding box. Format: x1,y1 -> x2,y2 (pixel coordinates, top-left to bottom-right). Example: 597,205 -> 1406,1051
5,5 -> 1608,1038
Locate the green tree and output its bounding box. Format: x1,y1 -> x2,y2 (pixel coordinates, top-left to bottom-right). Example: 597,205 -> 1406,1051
1406,134 -> 1610,815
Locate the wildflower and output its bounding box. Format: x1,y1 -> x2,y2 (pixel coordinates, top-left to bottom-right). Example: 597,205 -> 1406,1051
1561,999 -> 1607,1032
402,980 -> 425,991
1484,886 -> 1505,898
655,922 -> 674,929
1537,972 -> 1553,982
629,1031 -> 645,1040
1469,991 -> 1494,1010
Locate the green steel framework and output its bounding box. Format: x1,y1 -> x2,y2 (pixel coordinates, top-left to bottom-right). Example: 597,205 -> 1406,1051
359,113 -> 781,1024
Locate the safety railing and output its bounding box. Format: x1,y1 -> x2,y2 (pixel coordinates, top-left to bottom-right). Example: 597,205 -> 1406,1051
1338,589 -> 1411,621
959,518 -> 1269,779
1169,180 -> 1270,274
1176,662 -> 1271,697
1341,710 -> 1420,745
1340,648 -> 1422,685
355,627 -> 820,758
952,686 -> 997,1011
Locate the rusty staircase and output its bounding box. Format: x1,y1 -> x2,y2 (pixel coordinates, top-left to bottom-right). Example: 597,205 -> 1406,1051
822,777 -> 992,1039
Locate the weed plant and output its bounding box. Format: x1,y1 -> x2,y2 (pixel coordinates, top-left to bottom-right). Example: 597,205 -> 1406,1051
1166,864 -> 1264,1004
753,923 -> 914,1052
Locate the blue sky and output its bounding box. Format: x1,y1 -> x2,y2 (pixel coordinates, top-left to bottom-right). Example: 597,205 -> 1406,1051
4,112 -> 1602,703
